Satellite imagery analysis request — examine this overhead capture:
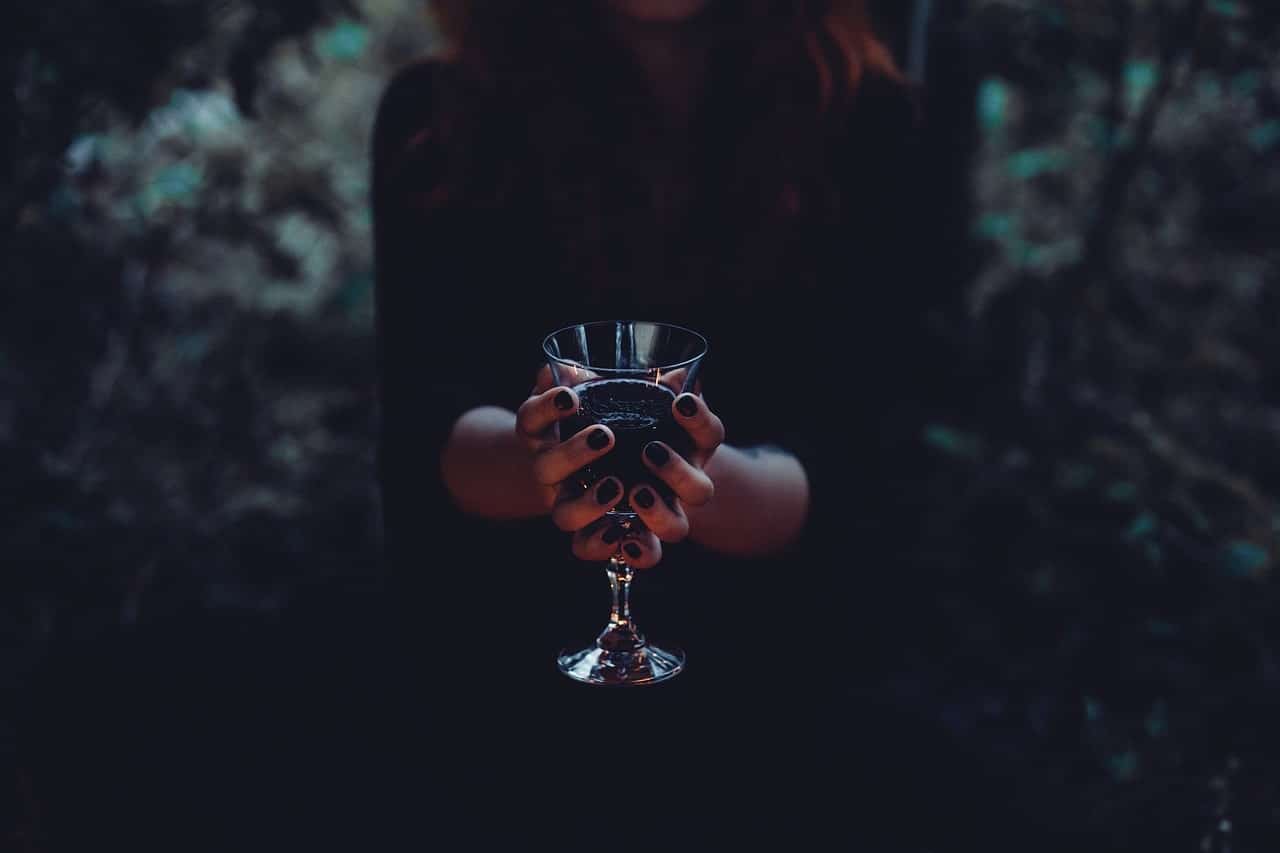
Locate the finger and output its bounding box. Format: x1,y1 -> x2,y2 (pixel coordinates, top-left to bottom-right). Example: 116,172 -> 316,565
672,393 -> 725,456
617,531 -> 662,570
641,441 -> 715,507
551,476 -> 623,532
629,483 -> 690,543
515,385 -> 580,448
532,425 -> 614,486
571,518 -> 627,561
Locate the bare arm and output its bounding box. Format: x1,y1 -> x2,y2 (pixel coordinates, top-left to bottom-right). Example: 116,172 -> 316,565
685,445 -> 810,557
442,403 -> 811,558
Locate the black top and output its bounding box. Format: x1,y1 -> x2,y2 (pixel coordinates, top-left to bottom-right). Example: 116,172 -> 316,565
372,59 -> 980,847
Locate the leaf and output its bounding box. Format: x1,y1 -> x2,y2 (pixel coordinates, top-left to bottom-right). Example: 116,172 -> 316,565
922,425 -> 982,460
1125,61 -> 1159,113
316,20 -> 370,61
1145,700 -> 1169,738
1125,512 -> 1158,541
1105,481 -> 1138,503
1108,749 -> 1140,782
1249,121 -> 1280,153
1222,540 -> 1269,579
1007,147 -> 1069,180
1209,0 -> 1246,19
977,78 -> 1011,134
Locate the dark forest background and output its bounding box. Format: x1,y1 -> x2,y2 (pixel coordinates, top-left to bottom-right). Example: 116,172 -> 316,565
4,0 -> 1279,848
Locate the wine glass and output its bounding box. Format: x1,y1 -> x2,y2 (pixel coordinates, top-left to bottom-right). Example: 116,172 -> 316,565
543,320 -> 708,686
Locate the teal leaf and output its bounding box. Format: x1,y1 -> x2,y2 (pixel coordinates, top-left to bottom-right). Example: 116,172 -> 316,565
317,20 -> 369,61
922,425 -> 981,459
1231,71 -> 1261,98
1083,696 -> 1102,722
1105,481 -> 1138,503
1209,0 -> 1246,18
176,332 -> 212,362
1145,619 -> 1178,638
1222,540 -> 1269,579
138,162 -> 204,217
1249,121 -> 1280,153
1007,147 -> 1069,180
974,212 -> 1014,241
1145,700 -> 1168,738
977,78 -> 1011,134
1126,512 -> 1158,541
1108,749 -> 1140,782
1125,61 -> 1159,112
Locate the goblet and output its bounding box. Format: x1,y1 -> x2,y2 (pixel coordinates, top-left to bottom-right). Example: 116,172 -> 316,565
544,320 -> 707,686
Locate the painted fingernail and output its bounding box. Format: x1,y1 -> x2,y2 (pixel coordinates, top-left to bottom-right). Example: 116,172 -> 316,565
602,525 -> 623,544
634,488 -> 655,509
587,428 -> 610,450
554,390 -> 574,411
596,478 -> 620,505
624,543 -> 642,559
676,395 -> 698,418
644,442 -> 670,466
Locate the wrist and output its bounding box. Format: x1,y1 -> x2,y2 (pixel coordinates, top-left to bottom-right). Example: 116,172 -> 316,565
442,406 -> 554,519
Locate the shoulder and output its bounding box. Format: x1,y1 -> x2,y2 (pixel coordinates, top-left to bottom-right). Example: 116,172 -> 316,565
371,60 -> 456,183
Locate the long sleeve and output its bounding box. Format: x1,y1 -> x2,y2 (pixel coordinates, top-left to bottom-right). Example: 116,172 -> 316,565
371,64 -> 535,586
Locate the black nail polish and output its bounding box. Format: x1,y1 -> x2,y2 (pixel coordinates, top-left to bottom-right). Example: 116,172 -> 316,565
676,395 -> 698,418
634,488 -> 655,509
595,478 -> 620,505
554,390 -> 574,411
624,543 -> 642,559
602,525 -> 623,544
587,428 -> 610,450
644,442 -> 670,467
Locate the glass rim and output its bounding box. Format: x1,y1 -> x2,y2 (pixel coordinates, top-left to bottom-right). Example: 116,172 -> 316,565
541,319 -> 708,375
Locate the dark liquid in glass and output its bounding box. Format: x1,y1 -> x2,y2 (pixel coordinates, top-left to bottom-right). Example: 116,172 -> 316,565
560,378 -> 694,512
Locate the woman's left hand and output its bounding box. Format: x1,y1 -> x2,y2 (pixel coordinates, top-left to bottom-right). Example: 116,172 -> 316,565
570,379 -> 721,571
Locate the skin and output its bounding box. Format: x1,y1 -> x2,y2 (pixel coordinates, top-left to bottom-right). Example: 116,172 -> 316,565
438,0 -> 813,566
442,365 -> 811,566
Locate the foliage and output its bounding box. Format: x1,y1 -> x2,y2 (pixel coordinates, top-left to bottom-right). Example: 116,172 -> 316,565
3,0 -> 1279,846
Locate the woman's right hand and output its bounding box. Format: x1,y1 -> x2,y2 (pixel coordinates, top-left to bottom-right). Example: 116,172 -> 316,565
515,366 -> 630,557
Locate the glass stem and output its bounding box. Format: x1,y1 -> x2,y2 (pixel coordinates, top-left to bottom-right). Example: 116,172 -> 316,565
597,556 -> 645,654
608,558 -> 634,628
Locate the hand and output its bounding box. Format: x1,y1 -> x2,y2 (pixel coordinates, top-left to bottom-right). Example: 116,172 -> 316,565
515,364 -> 631,555
618,371 -> 724,569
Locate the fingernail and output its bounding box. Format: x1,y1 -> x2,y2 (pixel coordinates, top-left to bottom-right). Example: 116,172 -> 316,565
595,478 -> 620,505
623,543 -> 642,559
602,525 -> 623,544
644,442 -> 670,466
587,428 -> 610,450
676,395 -> 698,418
634,488 -> 655,509
554,390 -> 574,411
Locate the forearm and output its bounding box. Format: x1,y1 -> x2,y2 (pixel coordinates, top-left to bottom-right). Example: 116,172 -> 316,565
440,406 -> 550,520
685,444 -> 810,557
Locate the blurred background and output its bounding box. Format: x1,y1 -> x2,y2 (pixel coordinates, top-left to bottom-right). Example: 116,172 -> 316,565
4,0 -> 1279,848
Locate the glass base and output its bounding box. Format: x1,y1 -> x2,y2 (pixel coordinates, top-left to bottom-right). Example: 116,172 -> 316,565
557,644 -> 685,686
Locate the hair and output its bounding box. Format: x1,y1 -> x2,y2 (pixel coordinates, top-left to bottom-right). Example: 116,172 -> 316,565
401,0 -> 905,297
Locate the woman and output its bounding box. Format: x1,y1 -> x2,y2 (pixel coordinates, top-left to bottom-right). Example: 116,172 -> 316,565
373,0 -> 978,845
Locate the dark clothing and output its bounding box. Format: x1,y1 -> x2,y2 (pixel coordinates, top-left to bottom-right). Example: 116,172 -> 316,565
371,60 -> 989,848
